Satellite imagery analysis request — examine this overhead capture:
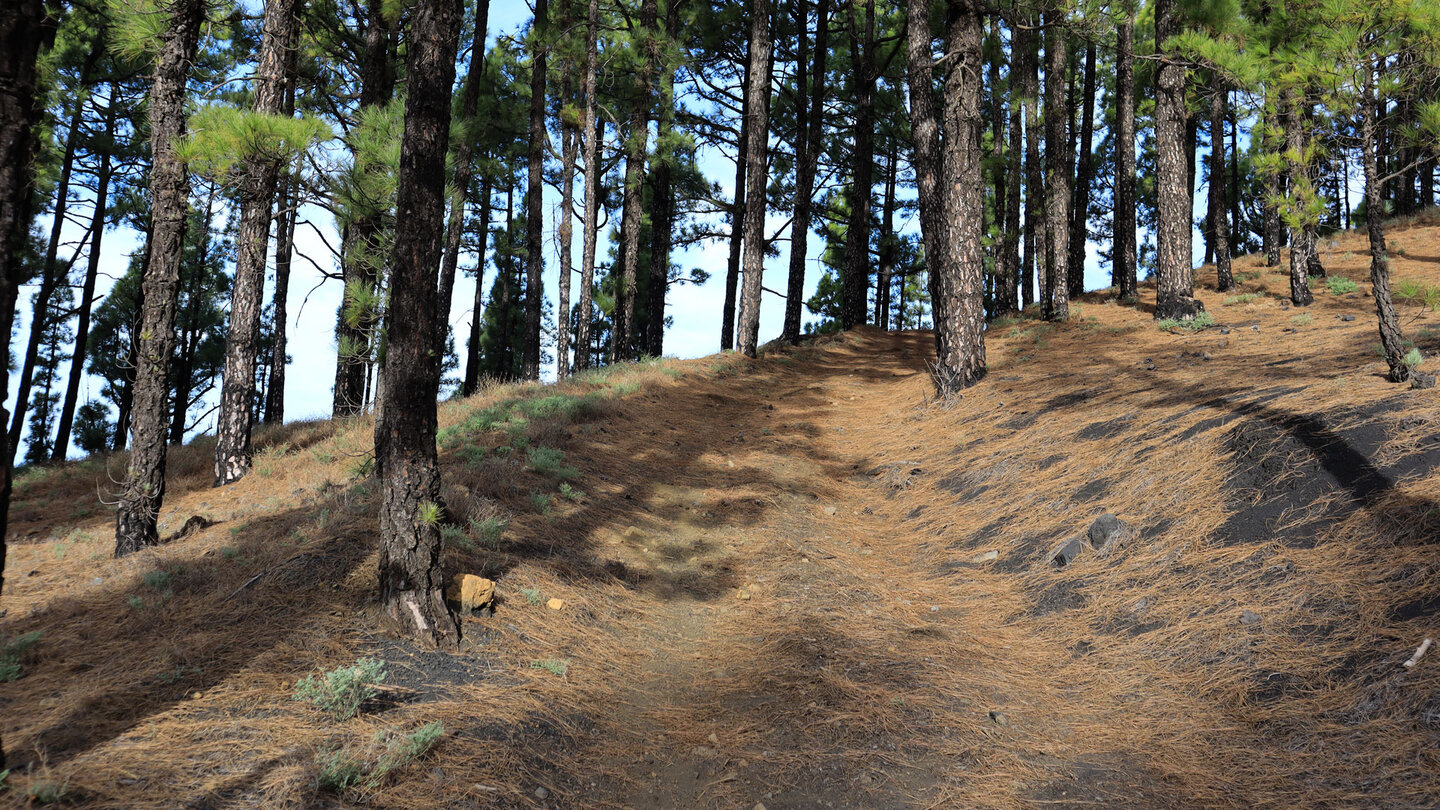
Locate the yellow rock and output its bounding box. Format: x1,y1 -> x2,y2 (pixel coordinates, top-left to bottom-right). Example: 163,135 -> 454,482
547,598 -> 566,610
445,574 -> 496,611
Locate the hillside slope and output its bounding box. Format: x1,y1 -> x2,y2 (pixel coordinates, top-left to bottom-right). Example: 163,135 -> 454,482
4,218 -> 1440,808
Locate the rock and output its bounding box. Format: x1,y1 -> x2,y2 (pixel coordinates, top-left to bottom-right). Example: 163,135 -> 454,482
823,505 -> 838,516
1050,537 -> 1085,568
1340,314 -> 1356,322
1250,325 -> 1260,331
1411,371 -> 1436,390
1218,326 -> 1232,335
444,574 -> 496,613
534,786 -> 549,800
737,588 -> 752,601
753,803 -> 769,810
708,732 -> 719,745
1202,353 -> 1212,362
546,598 -> 565,610
1086,514 -> 1135,557
1240,610 -> 1262,625
970,550 -> 998,563
989,710 -> 1009,726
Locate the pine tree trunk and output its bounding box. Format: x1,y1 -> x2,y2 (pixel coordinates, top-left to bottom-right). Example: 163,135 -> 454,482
645,0 -> 681,358
1282,91 -> 1314,307
933,0 -> 987,392
265,69 -> 300,425
1262,98 -> 1283,267
521,0 -> 548,379
906,0 -> 948,356
462,177 -> 491,395
438,0 -> 491,360
1114,0 -> 1137,299
1019,12 -> 1041,309
575,0 -> 600,370
116,0 -> 207,556
54,86 -> 117,460
736,0 -> 773,357
1001,15 -> 1023,315
1152,0 -> 1201,319
784,0 -> 830,342
614,0 -> 657,362
1230,101 -> 1242,252
1066,42 -> 1095,300
988,18 -> 1016,316
333,0 -> 395,416
721,52 -> 750,352
842,1 -> 877,330
1042,8 -> 1069,322
557,103 -> 578,373
1362,60 -> 1408,383
376,0 -> 463,645
876,145 -> 898,328
170,186 -> 216,444
1210,74 -> 1233,292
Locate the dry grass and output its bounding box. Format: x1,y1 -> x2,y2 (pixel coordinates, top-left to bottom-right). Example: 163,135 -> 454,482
3,217 -> 1440,807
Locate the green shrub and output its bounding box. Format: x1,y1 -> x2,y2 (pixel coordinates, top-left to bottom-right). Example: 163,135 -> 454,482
315,721 -> 445,793
315,747 -> 366,791
1223,293 -> 1259,305
1157,312 -> 1215,333
0,631 -> 42,682
25,780 -> 67,804
526,446 -> 578,480
530,492 -> 554,516
1404,348 -> 1424,369
441,524 -> 474,551
1291,313 -> 1313,326
293,658 -> 387,720
143,569 -> 172,592
1325,277 -> 1358,295
469,516 -> 507,548
521,587 -> 544,605
559,482 -> 585,501
530,658 -> 569,676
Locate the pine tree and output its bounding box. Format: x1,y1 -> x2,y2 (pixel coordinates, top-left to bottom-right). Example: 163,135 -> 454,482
735,0 -> 774,357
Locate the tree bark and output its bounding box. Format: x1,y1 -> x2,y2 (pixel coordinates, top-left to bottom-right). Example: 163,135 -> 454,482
556,66 -> 578,373
1282,90 -> 1314,307
1001,15 -> 1023,315
614,0 -> 658,361
575,0 -> 600,370
1362,59 -> 1408,383
1042,8 -> 1069,321
1209,73 -> 1232,291
1066,41 -> 1095,300
521,0 -> 548,379
1019,10 -> 1040,309
876,144 -> 898,328
116,0 -> 207,556
376,0 -> 463,645
721,51 -> 750,352
736,0 -> 773,357
645,0 -> 682,358
784,0 -> 830,342
987,17 -> 1016,316
461,176 -> 491,395
438,0 -> 491,359
1152,0 -> 1201,319
841,0 -> 877,329
265,65 -> 300,425
1262,98 -> 1283,267
1114,0 -> 1137,299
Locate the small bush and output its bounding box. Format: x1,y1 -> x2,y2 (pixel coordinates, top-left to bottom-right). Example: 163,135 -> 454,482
1291,313 -> 1313,326
559,482 -> 585,501
521,587 -> 544,605
1404,348 -> 1424,369
26,780 -> 67,804
1223,293 -> 1259,305
144,569 -> 172,592
469,516 -> 507,548
526,446 -> 578,480
315,748 -> 366,791
0,631 -> 43,682
441,524 -> 474,551
1157,312 -> 1215,333
315,721 -> 445,793
417,500 -> 443,526
530,658 -> 569,676
1325,277 -> 1358,295
1394,278 -> 1440,311
530,492 -> 554,516
293,658 -> 387,720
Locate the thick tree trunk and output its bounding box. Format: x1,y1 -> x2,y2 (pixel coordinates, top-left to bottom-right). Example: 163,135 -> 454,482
1066,41 -> 1095,300
1019,12 -> 1040,309
721,53 -> 750,352
906,0 -> 948,325
54,88 -> 117,459
214,0 -> 303,486
1114,0 -> 1137,298
575,0 -> 600,370
116,0 -> 207,556
842,1 -> 877,329
987,18 -> 1016,316
1042,8 -> 1069,321
784,0 -> 830,342
1362,62 -> 1408,383
438,0 -> 491,359
1152,0 -> 1201,319
333,0 -> 395,416
521,0 -> 548,379
614,0 -> 657,361
1209,74 -> 1232,291
1282,91 -> 1314,307
376,0 -> 463,645
1001,16 -> 1023,315
736,0 -> 773,357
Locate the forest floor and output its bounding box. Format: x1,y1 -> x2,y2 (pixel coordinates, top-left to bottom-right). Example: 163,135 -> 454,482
6,214 -> 1440,808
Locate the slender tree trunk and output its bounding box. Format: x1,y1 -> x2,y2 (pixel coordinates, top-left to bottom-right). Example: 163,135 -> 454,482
54,88 -> 117,459
557,101 -> 578,372
1210,74 -> 1233,291
575,0 -> 600,370
1042,8 -> 1069,321
462,176 -> 491,395
987,18 -> 1016,316
784,0 -> 830,341
876,145 -> 897,328
1066,41 -> 1094,300
1262,97 -> 1283,267
213,0 -> 303,485
0,0 -> 50,766
521,0 -> 548,379
1282,90 -> 1314,307
10,47 -> 97,461
1001,16 -> 1023,315
376,0 -> 463,645
116,0 -> 207,556
265,70 -> 300,425
438,0 -> 491,358
334,0 -> 395,416
645,0 -> 681,358
1019,12 -> 1041,309
1230,100 -> 1242,250
1362,60 -> 1408,383
1152,0 -> 1201,319
736,0 -> 773,357
721,52 -> 750,352
842,0 -> 877,329
1114,0 -> 1137,298
614,0 -> 658,361
170,186 -> 215,444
